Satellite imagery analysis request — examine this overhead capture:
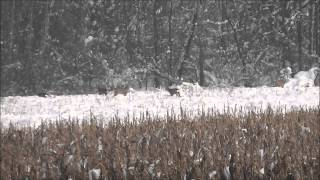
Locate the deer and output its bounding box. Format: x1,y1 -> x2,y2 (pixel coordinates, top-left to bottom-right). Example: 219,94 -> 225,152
113,86 -> 129,96
98,87 -> 109,95
166,86 -> 180,97
36,89 -> 54,97
37,92 -> 48,97
275,79 -> 286,87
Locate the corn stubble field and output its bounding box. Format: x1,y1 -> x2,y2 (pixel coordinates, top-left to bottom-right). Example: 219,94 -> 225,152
1,108 -> 319,179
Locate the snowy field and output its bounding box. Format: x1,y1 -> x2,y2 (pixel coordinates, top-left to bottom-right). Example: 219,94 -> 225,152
1,84 -> 319,127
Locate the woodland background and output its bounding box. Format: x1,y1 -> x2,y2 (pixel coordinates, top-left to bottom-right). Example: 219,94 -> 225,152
1,0 -> 319,96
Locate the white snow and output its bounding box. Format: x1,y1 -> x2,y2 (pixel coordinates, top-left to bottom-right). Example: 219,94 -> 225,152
208,170 -> 217,178
294,67 -> 319,82
284,67 -> 319,89
259,168 -> 264,175
223,166 -> 231,180
88,168 -> 101,180
0,85 -> 319,127
84,36 -> 94,46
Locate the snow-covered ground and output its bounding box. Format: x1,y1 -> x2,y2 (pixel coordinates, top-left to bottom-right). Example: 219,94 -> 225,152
1,85 -> 319,127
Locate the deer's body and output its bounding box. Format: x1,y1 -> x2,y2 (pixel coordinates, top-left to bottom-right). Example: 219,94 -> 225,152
275,79 -> 285,87
166,87 -> 180,97
114,87 -> 129,96
98,87 -> 109,95
37,92 -> 48,97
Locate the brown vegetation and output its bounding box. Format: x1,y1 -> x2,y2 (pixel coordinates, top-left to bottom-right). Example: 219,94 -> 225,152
1,108 -> 319,179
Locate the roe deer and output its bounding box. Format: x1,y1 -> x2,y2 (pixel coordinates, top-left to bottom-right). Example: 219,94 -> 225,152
275,79 -> 285,87
166,87 -> 180,96
98,87 -> 109,95
113,86 -> 129,96
37,92 -> 48,97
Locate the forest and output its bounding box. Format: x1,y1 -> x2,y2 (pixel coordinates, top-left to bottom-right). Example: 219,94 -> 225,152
1,1 -> 320,179
1,0 -> 319,96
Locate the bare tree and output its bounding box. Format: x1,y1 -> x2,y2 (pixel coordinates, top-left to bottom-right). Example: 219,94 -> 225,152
297,0 -> 302,70
168,0 -> 173,79
153,0 -> 160,88
314,0 -> 319,55
8,0 -> 15,64
177,0 -> 199,80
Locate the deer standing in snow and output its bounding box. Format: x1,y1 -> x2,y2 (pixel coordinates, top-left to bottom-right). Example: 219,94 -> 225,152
113,86 -> 129,96
166,86 -> 180,97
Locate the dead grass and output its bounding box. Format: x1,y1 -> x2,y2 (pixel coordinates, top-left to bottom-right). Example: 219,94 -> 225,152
1,107 -> 319,179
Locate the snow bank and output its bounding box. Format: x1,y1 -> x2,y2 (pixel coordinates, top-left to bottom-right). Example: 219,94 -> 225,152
1,85 -> 319,127
284,67 -> 319,90
294,67 -> 319,82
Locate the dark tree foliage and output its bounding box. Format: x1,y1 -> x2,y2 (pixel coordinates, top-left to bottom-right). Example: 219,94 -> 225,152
1,0 -> 319,96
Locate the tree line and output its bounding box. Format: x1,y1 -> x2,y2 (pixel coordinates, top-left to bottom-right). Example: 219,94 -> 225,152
1,0 -> 319,96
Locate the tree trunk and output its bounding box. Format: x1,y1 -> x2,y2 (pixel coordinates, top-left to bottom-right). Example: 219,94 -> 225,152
40,0 -> 55,55
297,0 -> 302,70
168,0 -> 173,79
177,0 -> 199,80
314,0 -> 319,55
153,0 -> 160,88
199,42 -> 205,86
25,1 -> 35,93
226,0 -> 245,71
41,0 -> 55,90
9,0 -> 15,62
280,0 -> 290,68
219,0 -> 227,49
124,1 -> 134,66
308,0 -> 314,54
226,17 -> 245,69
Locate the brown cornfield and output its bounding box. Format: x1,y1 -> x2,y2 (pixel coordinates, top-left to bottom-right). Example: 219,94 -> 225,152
1,107 -> 319,179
